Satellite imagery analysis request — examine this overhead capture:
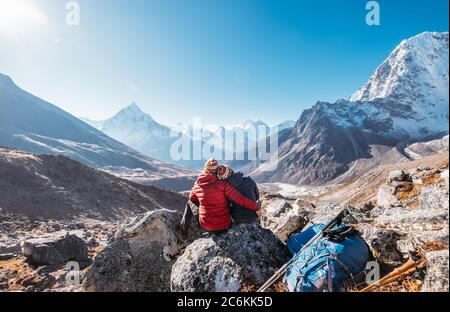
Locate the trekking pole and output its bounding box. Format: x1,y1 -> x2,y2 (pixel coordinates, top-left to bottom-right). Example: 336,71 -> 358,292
360,266 -> 417,292
257,208 -> 351,292
360,259 -> 417,292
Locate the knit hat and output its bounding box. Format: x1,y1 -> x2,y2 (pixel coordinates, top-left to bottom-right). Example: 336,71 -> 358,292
204,159 -> 219,174
217,165 -> 234,180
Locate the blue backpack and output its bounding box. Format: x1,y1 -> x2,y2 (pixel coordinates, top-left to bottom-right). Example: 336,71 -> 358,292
284,224 -> 371,292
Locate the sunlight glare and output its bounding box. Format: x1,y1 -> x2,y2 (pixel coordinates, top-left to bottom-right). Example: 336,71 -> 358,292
0,0 -> 48,33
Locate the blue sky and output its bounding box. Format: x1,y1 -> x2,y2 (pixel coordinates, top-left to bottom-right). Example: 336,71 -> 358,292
0,0 -> 448,127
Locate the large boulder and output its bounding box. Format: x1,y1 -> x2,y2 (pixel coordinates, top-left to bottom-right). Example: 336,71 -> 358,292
263,199 -> 292,218
269,206 -> 309,242
376,185 -> 399,208
22,233 -> 89,265
373,183 -> 449,249
388,170 -> 412,184
419,185 -> 449,212
83,209 -> 197,292
422,250 -> 449,292
376,170 -> 414,208
171,223 -> 289,292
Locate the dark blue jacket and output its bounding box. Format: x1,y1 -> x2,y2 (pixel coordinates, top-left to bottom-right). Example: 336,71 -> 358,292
227,172 -> 259,223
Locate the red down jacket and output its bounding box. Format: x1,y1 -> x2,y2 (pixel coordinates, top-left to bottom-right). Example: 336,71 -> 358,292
189,174 -> 259,231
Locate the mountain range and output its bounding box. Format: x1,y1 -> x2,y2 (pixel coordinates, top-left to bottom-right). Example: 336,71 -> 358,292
247,32 -> 449,184
82,105 -> 295,170
78,32 -> 449,185
245,31 -> 449,184
0,74 -> 197,191
1,31 -> 448,188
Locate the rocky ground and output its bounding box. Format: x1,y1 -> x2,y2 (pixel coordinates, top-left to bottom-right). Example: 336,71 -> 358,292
0,147 -> 188,292
0,216 -> 115,292
0,152 -> 448,292
258,160 -> 449,292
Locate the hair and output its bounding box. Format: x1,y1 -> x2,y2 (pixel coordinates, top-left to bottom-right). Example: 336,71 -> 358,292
204,158 -> 219,174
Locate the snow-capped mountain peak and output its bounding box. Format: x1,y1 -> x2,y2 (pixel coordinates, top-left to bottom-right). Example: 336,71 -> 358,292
246,31 -> 449,185
114,103 -> 155,122
100,103 -> 170,144
351,31 -> 449,105
344,31 -> 449,138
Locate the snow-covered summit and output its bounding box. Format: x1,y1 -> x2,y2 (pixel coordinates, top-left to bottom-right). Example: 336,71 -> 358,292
322,31 -> 449,139
351,32 -> 449,106
101,103 -> 170,144
110,103 -> 156,124
246,32 -> 449,185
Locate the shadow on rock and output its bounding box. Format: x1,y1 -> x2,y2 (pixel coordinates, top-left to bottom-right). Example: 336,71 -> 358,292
171,223 -> 289,292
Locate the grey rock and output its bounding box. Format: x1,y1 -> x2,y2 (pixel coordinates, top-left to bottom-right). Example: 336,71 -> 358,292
375,178 -> 448,238
22,233 -> 89,265
441,170 -> 449,184
388,170 -> 412,183
0,242 -> 21,255
83,209 -> 197,292
422,250 -> 449,292
264,199 -> 291,218
359,227 -> 403,266
270,206 -> 309,242
171,223 -> 289,292
419,185 -> 449,212
0,272 -> 9,290
369,206 -> 385,218
0,253 -> 17,261
360,202 -> 375,213
49,223 -> 62,232
0,272 -> 8,289
376,185 -> 399,208
86,237 -> 99,248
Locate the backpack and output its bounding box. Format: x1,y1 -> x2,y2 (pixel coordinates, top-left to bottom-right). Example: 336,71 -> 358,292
284,223 -> 372,292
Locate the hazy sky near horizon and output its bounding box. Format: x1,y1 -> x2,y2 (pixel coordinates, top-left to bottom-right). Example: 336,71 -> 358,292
0,0 -> 448,127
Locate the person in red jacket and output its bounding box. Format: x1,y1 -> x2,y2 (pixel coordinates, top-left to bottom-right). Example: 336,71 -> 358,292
180,159 -> 259,236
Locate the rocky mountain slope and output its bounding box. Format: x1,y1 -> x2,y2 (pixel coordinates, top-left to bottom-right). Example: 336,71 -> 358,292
246,32 -> 449,185
0,147 -> 187,221
351,32 -> 449,137
0,147 -> 192,292
404,135 -> 449,160
318,151 -> 448,207
0,74 -> 197,191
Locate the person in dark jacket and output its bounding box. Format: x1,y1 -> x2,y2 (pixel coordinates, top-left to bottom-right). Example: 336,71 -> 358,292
180,159 -> 259,237
217,165 -> 260,224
